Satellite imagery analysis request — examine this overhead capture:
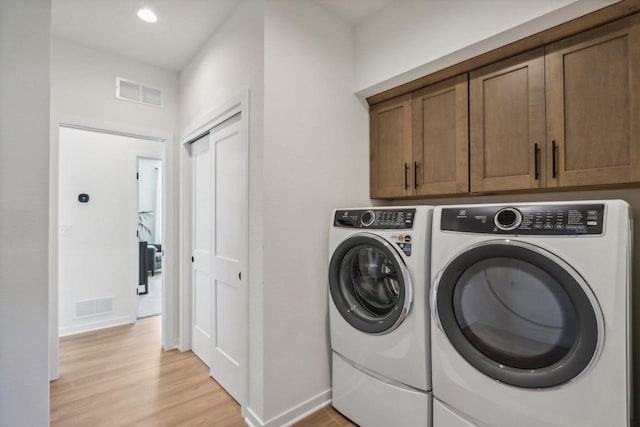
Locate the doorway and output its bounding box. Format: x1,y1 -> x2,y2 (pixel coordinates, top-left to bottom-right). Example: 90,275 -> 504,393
137,157 -> 163,318
57,126 -> 163,336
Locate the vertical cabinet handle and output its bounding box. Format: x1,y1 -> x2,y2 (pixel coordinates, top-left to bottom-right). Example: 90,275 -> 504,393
534,144 -> 540,180
414,162 -> 419,189
404,163 -> 409,190
552,140 -> 557,179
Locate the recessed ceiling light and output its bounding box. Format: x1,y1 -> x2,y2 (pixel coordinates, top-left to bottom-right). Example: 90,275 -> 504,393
137,8 -> 158,23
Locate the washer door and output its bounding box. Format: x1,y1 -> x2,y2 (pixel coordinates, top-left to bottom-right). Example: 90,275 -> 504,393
433,240 -> 601,388
329,233 -> 412,334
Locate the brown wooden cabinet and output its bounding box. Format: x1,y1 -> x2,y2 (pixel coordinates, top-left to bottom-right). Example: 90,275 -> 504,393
370,76 -> 469,199
470,15 -> 640,194
545,14 -> 640,188
370,94 -> 412,198
470,49 -> 546,193
413,74 -> 468,196
370,13 -> 640,199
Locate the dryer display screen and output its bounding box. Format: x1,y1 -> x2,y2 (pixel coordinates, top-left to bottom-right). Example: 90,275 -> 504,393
441,204 -> 605,235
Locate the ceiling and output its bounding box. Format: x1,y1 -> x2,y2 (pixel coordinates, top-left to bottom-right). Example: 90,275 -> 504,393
52,0 -> 394,72
313,0 -> 395,25
52,0 -> 242,71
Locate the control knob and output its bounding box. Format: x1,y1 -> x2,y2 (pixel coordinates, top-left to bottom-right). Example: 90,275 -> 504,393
494,207 -> 522,231
361,210 -> 375,227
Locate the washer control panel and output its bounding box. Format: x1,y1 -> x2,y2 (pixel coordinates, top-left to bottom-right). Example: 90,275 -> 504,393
441,204 -> 605,235
334,208 -> 416,229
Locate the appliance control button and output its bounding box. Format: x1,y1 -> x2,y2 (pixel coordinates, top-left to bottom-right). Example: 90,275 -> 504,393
494,208 -> 523,231
361,210 -> 375,227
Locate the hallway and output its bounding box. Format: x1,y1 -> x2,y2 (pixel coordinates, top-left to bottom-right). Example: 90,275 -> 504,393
51,316 -> 244,426
50,317 -> 352,426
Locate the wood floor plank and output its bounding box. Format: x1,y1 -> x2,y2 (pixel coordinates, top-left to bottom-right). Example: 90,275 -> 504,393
51,316 -> 245,427
293,405 -> 355,427
51,316 -> 355,427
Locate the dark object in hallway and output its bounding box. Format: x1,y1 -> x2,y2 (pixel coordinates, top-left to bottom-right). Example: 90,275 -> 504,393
138,241 -> 149,295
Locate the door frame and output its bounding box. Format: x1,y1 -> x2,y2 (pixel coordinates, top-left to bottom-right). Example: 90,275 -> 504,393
136,155 -> 163,299
49,117 -> 175,381
180,88 -> 250,405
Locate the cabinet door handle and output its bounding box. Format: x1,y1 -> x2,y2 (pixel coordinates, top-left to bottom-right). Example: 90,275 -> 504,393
534,144 -> 540,180
552,140 -> 557,179
414,161 -> 419,189
404,163 -> 409,190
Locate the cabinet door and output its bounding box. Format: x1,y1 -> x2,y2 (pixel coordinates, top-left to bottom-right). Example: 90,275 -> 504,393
370,94 -> 413,198
546,15 -> 640,187
413,74 -> 469,196
470,48 -> 546,192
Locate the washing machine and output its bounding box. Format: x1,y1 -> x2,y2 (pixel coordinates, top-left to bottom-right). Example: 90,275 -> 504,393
329,206 -> 433,427
430,200 -> 632,427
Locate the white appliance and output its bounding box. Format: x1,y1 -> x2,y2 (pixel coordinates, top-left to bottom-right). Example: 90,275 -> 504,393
430,200 -> 632,427
329,206 -> 433,427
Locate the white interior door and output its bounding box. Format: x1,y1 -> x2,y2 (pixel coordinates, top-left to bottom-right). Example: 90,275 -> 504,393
191,134 -> 212,367
209,114 -> 247,403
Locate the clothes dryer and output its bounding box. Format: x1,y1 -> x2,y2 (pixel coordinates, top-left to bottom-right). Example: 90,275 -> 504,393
430,200 -> 632,427
329,206 -> 433,427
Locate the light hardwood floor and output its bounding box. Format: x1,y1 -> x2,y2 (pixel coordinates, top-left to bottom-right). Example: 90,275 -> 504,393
51,316 -> 354,427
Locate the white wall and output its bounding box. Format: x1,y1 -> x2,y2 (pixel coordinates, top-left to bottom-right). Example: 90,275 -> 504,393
180,1 -> 369,423
58,127 -> 162,335
52,37 -> 179,131
50,37 -> 180,376
262,0 -> 369,423
0,0 -> 51,425
179,0 -> 266,419
354,0 -> 618,97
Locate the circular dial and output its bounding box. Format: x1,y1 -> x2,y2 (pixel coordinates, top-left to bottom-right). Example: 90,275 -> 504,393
360,210 -> 376,227
494,208 -> 522,231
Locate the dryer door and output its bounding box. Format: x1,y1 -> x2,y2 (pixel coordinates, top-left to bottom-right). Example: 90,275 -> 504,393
329,233 -> 412,334
433,240 -> 602,388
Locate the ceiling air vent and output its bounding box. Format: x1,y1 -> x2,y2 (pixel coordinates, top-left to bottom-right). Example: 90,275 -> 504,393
116,77 -> 163,108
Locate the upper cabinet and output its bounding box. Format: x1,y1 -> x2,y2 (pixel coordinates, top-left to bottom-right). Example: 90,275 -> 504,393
370,75 -> 469,199
369,13 -> 640,199
370,94 -> 413,198
470,49 -> 545,193
413,74 -> 469,196
545,14 -> 640,188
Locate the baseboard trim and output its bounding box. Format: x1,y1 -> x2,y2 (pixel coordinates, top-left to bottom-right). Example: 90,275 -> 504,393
59,316 -> 134,337
163,337 -> 180,351
244,389 -> 332,427
244,408 -> 260,427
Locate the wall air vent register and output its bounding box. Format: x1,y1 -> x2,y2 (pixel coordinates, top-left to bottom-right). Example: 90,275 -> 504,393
116,77 -> 163,108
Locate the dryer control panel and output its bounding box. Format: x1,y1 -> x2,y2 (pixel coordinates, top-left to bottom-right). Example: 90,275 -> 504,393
334,208 -> 416,229
441,204 -> 605,235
